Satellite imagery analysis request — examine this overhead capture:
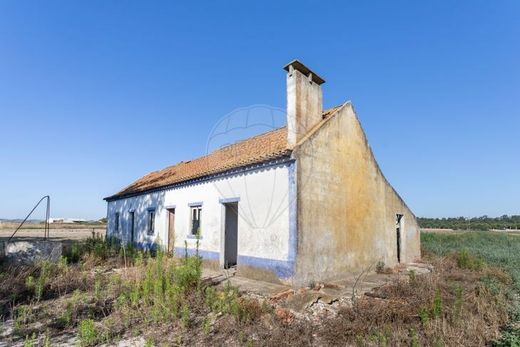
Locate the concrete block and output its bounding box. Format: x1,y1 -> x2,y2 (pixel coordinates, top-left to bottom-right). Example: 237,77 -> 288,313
2,241 -> 63,264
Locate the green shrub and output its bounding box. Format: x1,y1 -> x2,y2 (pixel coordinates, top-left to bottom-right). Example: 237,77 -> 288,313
24,261 -> 52,301
66,242 -> 82,263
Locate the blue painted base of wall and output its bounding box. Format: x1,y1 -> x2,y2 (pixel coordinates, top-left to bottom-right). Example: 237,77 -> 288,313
238,255 -> 295,278
173,247 -> 294,279
129,241 -> 295,279
173,247 -> 219,260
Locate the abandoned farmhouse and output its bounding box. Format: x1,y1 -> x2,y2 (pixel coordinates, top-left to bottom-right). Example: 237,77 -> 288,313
104,60 -> 420,286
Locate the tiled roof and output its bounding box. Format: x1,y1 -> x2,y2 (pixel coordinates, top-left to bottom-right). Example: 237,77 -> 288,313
106,127 -> 290,200
106,107 -> 340,200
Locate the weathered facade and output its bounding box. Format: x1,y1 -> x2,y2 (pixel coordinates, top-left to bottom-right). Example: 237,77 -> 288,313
105,60 -> 420,286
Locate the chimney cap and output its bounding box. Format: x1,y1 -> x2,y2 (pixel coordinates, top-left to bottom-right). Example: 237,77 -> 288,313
283,59 -> 326,85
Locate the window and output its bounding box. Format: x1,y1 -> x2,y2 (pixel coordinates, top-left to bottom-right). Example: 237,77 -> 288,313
114,212 -> 120,233
148,209 -> 155,235
190,206 -> 202,236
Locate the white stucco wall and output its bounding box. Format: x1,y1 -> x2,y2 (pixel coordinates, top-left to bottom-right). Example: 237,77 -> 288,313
106,161 -> 294,273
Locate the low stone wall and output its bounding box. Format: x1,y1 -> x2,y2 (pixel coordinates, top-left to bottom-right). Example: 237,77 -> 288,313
1,240 -> 63,264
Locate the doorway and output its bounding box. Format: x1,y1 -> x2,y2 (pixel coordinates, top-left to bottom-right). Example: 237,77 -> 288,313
129,212 -> 135,245
396,214 -> 403,263
167,208 -> 176,254
223,202 -> 238,268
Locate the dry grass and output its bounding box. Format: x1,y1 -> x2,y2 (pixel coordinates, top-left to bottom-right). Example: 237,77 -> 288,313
209,253 -> 512,347
0,238 -> 517,346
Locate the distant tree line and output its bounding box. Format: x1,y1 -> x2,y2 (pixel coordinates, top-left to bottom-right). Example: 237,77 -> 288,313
418,215 -> 520,231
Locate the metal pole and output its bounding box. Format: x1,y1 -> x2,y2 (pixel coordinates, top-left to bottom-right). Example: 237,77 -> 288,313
8,195 -> 50,242
45,196 -> 50,240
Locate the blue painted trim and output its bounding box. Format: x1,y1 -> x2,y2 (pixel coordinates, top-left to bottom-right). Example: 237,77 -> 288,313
174,247 -> 219,260
186,235 -> 203,240
238,255 -> 295,278
147,207 -> 156,211
188,202 -> 203,207
135,243 -> 293,279
104,156 -> 294,201
288,161 -> 297,262
219,197 -> 240,204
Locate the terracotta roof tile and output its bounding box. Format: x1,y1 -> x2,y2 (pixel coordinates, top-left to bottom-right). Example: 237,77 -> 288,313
106,107 -> 340,200
107,127 -> 290,199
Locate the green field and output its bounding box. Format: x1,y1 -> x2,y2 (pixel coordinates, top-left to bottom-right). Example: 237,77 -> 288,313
422,231 -> 520,291
422,231 -> 520,346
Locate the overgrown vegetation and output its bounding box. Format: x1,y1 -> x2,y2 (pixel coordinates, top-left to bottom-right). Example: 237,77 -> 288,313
1,232 -> 519,346
0,236 -> 263,346
423,231 -> 520,346
422,231 -> 520,291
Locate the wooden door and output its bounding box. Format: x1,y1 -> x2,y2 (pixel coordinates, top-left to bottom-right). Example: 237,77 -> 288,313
167,209 -> 175,254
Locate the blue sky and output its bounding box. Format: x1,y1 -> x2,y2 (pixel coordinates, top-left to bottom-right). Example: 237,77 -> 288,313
0,1 -> 518,220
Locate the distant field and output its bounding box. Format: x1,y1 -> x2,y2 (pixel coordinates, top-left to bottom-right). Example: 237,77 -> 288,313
422,230 -> 520,291
0,222 -> 106,230
0,223 -> 106,241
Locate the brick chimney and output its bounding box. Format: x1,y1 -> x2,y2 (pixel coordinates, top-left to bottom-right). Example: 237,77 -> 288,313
284,60 -> 326,146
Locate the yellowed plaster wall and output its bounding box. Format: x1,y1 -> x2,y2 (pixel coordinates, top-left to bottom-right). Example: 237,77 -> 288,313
293,102 -> 420,285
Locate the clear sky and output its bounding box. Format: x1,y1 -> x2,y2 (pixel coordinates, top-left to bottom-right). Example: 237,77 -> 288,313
0,1 -> 518,220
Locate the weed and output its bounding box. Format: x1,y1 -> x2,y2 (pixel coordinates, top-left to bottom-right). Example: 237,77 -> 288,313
375,261 -> 385,274
43,334 -> 51,347
206,281 -> 239,315
77,319 -> 97,346
453,285 -> 463,323
432,288 -> 443,319
24,260 -> 52,301
59,300 -> 74,327
23,333 -> 36,347
410,328 -> 420,347
94,270 -> 102,299
58,256 -> 69,272
202,316 -> 211,335
66,242 -> 82,263
14,304 -> 34,335
180,303 -> 190,327
418,306 -> 430,326
409,269 -> 417,283
457,249 -> 483,270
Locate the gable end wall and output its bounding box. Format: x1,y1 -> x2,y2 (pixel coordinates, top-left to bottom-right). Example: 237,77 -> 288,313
293,103 -> 420,285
